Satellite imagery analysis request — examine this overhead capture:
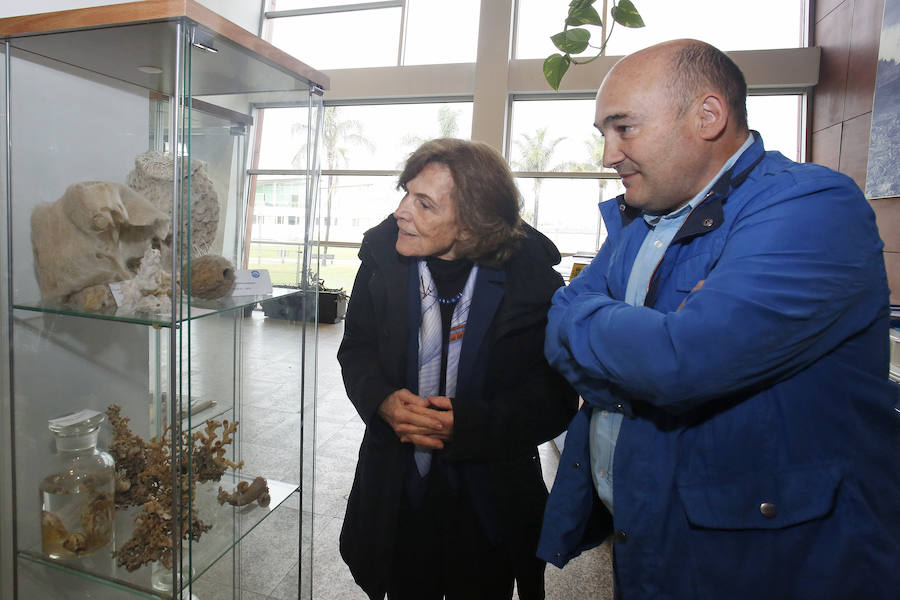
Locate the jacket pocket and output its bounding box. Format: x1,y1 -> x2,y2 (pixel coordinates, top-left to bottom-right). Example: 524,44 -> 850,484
676,462 -> 842,530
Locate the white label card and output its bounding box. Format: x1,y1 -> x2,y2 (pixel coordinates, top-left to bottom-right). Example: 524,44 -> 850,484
231,269 -> 273,296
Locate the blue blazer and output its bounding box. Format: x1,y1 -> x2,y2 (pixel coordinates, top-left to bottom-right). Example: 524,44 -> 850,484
538,133 -> 900,599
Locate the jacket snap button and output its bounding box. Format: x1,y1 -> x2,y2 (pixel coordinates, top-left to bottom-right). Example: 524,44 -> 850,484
573,461 -> 582,469
703,217 -> 714,227
613,530 -> 627,543
760,502 -> 777,518
619,203 -> 626,212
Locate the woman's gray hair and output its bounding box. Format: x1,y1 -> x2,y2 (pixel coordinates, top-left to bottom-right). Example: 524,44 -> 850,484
398,138 -> 524,267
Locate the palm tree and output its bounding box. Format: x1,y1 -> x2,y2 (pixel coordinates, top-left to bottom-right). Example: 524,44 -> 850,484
400,105 -> 462,155
565,132 -> 610,250
512,127 -> 566,227
292,106 -> 374,259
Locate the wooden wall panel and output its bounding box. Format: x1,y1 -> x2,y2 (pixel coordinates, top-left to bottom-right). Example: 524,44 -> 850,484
884,252 -> 900,304
871,198 -> 900,252
816,0 -> 847,20
845,0 -> 885,119
840,112 -> 873,189
811,123 -> 842,170
813,1 -> 852,131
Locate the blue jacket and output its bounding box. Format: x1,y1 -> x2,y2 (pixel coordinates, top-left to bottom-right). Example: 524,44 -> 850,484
537,133 -> 900,599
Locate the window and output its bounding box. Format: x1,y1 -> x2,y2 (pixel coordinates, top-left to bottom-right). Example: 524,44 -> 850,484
251,101 -> 473,290
405,0 -> 481,65
508,93 -> 804,254
265,1 -> 481,70
514,0 -> 806,60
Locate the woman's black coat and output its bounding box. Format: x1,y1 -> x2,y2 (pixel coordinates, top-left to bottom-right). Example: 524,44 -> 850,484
337,216 -> 578,598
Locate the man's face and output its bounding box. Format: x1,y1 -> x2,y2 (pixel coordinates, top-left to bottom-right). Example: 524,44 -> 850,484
594,60 -> 704,214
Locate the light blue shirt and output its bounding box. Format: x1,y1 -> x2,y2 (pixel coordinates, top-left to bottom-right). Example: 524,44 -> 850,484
589,134 -> 753,513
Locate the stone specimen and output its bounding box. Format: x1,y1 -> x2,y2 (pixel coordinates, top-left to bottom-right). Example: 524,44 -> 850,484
189,254 -> 236,299
31,181 -> 169,310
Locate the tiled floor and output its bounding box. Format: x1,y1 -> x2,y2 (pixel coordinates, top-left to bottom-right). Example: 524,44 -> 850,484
196,313 -> 613,599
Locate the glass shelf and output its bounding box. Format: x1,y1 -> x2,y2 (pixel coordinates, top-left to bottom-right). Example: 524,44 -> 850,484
12,287 -> 307,328
18,474 -> 299,599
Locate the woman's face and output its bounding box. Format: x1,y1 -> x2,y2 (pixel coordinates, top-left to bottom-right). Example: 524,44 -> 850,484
394,162 -> 466,260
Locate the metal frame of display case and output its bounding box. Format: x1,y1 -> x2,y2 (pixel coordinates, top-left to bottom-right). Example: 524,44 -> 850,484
1,2 -> 327,598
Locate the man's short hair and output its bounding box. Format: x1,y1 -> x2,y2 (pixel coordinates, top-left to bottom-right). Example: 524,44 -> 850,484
668,41 -> 749,131
398,138 -> 523,267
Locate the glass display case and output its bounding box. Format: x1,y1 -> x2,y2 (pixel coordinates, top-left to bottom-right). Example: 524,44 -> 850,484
1,1 -> 327,598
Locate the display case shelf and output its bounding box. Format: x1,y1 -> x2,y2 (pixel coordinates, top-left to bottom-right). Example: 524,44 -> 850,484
12,287 -> 306,328
19,475 -> 300,599
2,2 -> 325,598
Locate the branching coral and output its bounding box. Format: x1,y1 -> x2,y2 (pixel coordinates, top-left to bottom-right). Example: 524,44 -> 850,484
107,405 -> 148,509
106,405 -> 244,572
192,419 -> 244,482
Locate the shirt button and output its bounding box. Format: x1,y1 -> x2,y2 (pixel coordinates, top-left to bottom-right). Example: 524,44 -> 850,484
760,503 -> 778,518
598,470 -> 607,478
653,239 -> 662,248
613,530 -> 627,543
600,410 -> 609,418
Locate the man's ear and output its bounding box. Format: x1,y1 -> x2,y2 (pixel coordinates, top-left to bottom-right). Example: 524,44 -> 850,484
697,93 -> 728,140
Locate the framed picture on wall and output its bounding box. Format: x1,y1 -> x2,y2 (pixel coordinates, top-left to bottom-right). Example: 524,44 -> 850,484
865,0 -> 900,200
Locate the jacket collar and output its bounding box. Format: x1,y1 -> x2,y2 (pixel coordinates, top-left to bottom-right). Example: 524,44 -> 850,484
604,131 -> 766,241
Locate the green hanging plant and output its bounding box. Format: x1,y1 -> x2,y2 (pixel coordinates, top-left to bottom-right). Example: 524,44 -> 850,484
544,0 -> 645,91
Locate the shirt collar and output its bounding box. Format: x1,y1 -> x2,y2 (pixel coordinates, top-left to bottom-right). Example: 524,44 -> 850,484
643,133 -> 753,226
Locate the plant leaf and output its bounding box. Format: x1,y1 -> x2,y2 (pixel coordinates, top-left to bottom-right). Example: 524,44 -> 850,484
544,54 -> 571,91
566,5 -> 603,27
550,28 -> 591,54
611,0 -> 645,28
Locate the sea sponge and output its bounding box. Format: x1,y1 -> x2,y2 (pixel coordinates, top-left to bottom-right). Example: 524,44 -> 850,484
189,254 -> 236,299
126,150 -> 219,261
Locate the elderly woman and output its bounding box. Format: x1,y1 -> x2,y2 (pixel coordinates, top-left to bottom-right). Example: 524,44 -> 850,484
338,138 -> 577,600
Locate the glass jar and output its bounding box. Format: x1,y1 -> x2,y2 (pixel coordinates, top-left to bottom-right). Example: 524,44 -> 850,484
39,409 -> 116,559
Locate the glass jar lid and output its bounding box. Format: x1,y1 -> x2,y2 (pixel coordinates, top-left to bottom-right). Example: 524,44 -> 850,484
48,409 -> 106,436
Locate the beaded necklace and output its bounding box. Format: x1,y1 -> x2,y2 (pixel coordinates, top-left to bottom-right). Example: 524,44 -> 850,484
432,289 -> 464,305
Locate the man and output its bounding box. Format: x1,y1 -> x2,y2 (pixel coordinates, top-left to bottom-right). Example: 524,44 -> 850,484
537,39 -> 900,599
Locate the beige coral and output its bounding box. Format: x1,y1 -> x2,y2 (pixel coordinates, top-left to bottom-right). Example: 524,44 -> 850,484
126,150 -> 220,261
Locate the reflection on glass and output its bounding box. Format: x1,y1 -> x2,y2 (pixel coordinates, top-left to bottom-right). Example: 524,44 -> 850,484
269,9 -> 401,70
405,0 -> 481,65
515,0 -> 805,60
